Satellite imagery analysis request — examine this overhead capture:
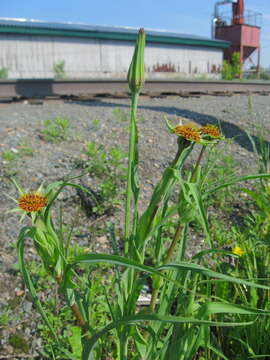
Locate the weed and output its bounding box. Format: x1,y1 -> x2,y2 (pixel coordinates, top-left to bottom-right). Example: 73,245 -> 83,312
82,142 -> 126,216
0,68 -> 8,79
203,140 -> 239,211
18,142 -> 34,156
112,107 -> 128,122
53,60 -> 65,79
41,117 -> 70,142
138,115 -> 146,123
2,150 -> 16,162
92,118 -> 101,130
9,333 -> 29,353
1,149 -> 19,177
0,307 -> 11,328
222,52 -> 242,80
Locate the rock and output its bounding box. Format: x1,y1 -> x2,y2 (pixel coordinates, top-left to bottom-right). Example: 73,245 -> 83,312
23,300 -> 32,313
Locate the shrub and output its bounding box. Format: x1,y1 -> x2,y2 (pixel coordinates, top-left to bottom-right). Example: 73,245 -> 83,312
53,61 -> 65,79
0,68 -> 8,79
222,52 -> 242,80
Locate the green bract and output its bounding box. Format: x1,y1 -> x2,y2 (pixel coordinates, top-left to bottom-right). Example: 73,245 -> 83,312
127,28 -> 145,93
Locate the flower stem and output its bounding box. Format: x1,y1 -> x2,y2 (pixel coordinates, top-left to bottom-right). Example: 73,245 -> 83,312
191,145 -> 206,182
119,330 -> 128,360
124,91 -> 139,256
163,224 -> 183,265
149,224 -> 183,313
70,303 -> 88,330
56,277 -> 90,335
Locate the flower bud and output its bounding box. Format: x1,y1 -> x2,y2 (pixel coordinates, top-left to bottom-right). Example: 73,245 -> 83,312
127,28 -> 145,93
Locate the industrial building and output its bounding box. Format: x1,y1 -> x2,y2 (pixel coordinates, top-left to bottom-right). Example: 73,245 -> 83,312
0,18 -> 229,80
213,0 -> 262,72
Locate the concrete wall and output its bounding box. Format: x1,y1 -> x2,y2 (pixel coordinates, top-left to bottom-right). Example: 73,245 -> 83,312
0,34 -> 223,79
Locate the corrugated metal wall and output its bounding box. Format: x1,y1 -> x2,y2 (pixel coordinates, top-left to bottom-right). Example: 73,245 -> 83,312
0,34 -> 223,79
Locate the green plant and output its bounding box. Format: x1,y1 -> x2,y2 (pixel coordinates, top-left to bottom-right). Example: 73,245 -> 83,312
231,52 -> 242,79
83,142 -> 126,215
19,142 -> 34,156
0,67 -> 8,79
54,61 -> 66,79
222,52 -> 242,80
1,149 -> 19,177
11,29 -> 270,360
222,60 -> 233,80
202,139 -> 239,211
246,66 -> 270,80
205,131 -> 270,359
2,150 -> 16,162
112,108 -> 128,122
0,307 -> 11,328
41,117 -> 70,142
92,119 -> 101,130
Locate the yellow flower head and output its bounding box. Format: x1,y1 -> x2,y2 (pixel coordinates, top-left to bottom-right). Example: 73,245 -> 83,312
173,122 -> 202,143
18,192 -> 48,213
200,124 -> 222,139
232,246 -> 245,257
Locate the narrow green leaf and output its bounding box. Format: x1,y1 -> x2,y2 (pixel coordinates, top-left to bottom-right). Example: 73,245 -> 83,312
68,326 -> 82,359
205,173 -> 270,197
158,262 -> 270,289
82,313 -> 254,359
248,356 -> 270,359
192,248 -> 237,260
198,302 -> 270,318
74,253 -> 163,278
183,182 -> 209,235
207,344 -> 229,360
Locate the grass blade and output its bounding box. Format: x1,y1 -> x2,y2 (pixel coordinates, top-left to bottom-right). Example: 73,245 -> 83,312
74,253 -> 164,279
159,262 -> 270,289
82,313 -> 254,359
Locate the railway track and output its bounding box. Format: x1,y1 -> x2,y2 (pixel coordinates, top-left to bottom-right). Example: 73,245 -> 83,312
0,79 -> 269,100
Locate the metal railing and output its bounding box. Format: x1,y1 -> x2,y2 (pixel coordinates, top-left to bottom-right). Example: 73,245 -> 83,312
217,10 -> 262,27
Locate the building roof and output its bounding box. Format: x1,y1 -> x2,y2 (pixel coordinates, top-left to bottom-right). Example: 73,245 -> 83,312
0,18 -> 230,49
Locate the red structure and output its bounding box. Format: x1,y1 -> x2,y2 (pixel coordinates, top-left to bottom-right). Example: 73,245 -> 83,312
214,0 -> 262,72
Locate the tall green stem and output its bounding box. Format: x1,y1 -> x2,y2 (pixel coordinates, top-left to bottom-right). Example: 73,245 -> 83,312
149,224 -> 183,313
191,146 -> 206,182
124,91 -> 139,256
119,331 -> 128,360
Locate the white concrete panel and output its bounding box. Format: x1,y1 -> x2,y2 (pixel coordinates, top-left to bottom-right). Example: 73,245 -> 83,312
0,34 -> 224,79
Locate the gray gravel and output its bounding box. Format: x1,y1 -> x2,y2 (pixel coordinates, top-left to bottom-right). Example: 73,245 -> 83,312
1,94 -> 270,358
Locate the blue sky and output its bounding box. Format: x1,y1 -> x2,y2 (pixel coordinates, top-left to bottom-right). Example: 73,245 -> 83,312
1,0 -> 270,67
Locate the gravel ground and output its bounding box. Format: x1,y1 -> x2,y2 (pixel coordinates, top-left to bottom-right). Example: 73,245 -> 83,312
1,93 -> 270,358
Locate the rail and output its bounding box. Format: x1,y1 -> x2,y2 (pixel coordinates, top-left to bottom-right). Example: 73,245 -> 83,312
0,79 -> 269,99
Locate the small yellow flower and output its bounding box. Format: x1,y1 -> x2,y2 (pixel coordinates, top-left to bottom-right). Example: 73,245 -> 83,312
232,246 -> 245,256
173,123 -> 202,143
200,124 -> 222,139
18,192 -> 48,213
7,179 -> 48,221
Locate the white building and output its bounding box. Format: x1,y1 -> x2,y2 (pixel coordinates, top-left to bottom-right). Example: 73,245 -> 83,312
0,18 -> 229,79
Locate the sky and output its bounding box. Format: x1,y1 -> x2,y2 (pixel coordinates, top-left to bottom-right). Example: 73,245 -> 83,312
1,0 -> 270,67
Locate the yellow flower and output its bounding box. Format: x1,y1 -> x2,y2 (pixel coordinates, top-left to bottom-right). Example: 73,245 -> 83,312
173,123 -> 202,143
200,124 -> 223,139
232,246 -> 245,256
7,179 -> 48,221
18,192 -> 48,213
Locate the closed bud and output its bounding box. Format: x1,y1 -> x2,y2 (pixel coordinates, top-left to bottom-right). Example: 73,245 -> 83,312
127,28 -> 145,93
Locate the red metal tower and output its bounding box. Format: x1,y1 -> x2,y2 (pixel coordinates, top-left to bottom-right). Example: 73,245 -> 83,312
214,0 -> 262,72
